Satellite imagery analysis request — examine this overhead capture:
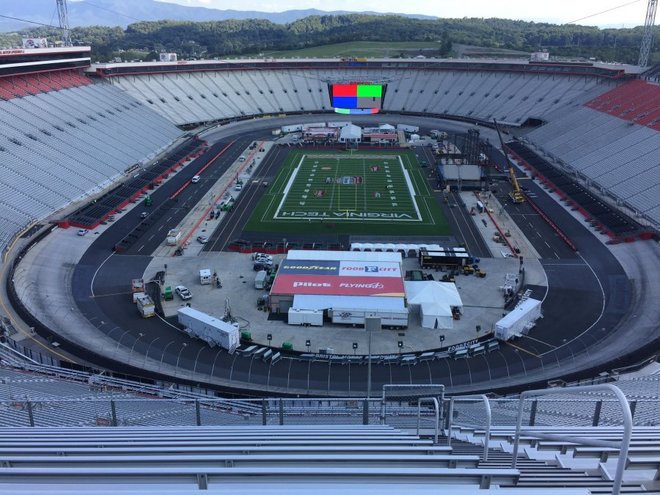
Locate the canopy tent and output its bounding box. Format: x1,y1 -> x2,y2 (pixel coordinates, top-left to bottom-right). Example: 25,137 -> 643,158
405,281 -> 463,329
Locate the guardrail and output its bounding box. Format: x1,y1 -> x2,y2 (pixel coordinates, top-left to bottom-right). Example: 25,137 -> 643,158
511,384 -> 632,495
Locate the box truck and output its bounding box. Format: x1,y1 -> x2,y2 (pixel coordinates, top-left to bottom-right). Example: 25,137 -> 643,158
135,293 -> 155,318
166,229 -> 182,246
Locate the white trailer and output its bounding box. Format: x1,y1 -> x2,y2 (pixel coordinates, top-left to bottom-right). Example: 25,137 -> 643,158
396,124 -> 419,133
177,307 -> 239,353
288,308 -> 323,326
330,308 -> 408,328
302,122 -> 326,130
327,121 -> 351,128
495,298 -> 542,341
281,124 -> 303,133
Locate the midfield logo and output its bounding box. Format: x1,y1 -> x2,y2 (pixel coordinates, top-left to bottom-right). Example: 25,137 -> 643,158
279,212 -> 413,219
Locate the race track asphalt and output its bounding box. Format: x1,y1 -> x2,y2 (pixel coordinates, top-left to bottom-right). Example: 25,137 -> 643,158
67,120 -> 633,396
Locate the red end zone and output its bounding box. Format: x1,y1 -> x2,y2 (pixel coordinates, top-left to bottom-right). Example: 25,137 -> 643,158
271,274 -> 404,297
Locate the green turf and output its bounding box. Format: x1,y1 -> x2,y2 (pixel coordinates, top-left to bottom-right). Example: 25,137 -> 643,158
244,149 -> 449,236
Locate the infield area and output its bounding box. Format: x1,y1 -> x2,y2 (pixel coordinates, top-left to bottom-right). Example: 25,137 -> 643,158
245,149 -> 448,235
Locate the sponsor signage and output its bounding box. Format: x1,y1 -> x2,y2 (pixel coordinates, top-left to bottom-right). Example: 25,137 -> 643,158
338,261 -> 401,278
272,274 -> 404,297
273,260 -> 404,296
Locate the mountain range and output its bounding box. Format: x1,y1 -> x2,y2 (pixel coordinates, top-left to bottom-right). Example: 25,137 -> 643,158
0,0 -> 436,32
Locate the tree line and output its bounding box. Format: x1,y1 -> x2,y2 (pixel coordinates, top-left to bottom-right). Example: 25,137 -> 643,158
3,14 -> 658,65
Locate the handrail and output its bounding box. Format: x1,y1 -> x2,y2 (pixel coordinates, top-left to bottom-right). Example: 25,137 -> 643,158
416,397 -> 439,444
511,384 -> 632,495
446,394 -> 491,461
380,384 -> 445,425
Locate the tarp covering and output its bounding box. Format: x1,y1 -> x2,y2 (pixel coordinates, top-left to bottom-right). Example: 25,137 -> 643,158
405,281 -> 463,329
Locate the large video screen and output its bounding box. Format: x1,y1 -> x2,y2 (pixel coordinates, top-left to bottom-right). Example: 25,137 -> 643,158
329,83 -> 385,114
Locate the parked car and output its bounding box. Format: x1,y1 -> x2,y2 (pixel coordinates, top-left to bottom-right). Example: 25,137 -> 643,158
77,229 -> 88,236
197,235 -> 208,244
252,252 -> 273,262
175,285 -> 192,300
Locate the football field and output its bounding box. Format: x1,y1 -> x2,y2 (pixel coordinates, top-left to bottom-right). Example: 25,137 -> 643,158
245,150 -> 448,236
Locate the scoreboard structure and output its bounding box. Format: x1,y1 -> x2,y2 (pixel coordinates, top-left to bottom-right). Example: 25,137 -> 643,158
329,83 -> 386,114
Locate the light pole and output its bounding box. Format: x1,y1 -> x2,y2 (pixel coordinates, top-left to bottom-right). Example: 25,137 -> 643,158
160,340 -> 176,371
305,339 -> 311,353
176,342 -> 189,373
144,336 -> 160,367
114,329 -> 132,356
398,341 -> 403,354
352,342 -> 358,355
130,332 -> 145,362
439,334 -> 445,349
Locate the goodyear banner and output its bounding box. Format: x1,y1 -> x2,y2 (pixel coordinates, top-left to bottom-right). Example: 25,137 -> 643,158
272,260 -> 404,297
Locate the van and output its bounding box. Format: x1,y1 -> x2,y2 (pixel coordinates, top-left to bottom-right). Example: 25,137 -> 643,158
191,175 -> 200,183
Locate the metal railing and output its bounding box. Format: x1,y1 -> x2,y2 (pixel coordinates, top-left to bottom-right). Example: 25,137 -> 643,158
416,397 -> 439,444
446,394 -> 491,461
511,384 -> 632,495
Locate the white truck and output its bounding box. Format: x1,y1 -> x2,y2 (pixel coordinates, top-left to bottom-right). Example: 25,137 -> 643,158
166,229 -> 182,246
199,269 -> 212,285
254,270 -> 268,289
135,293 -> 155,318
177,307 -> 239,353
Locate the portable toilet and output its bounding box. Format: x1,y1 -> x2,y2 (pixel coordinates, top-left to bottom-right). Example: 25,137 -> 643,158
163,286 -> 173,300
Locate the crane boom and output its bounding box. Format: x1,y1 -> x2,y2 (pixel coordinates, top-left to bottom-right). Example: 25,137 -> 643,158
493,119 -> 524,204
56,0 -> 72,47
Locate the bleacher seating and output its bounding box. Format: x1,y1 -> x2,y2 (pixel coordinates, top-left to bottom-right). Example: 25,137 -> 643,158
108,69 -> 612,126
585,80 -> 660,131
525,105 -> 660,227
0,70 -> 92,101
2,347 -> 660,493
0,79 -> 181,251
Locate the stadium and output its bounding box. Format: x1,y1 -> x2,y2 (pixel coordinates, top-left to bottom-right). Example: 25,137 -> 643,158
0,3 -> 659,493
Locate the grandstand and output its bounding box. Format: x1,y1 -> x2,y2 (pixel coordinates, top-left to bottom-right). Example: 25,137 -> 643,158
100,60 -> 621,127
524,80 -> 660,227
1,346 -> 659,494
0,46 -> 181,251
0,29 -> 657,494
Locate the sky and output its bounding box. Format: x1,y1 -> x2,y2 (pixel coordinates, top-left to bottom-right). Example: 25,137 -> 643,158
160,0 -> 649,27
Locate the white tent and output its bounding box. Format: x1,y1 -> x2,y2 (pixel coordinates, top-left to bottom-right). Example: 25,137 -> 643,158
339,124 -> 362,143
405,281 -> 463,329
